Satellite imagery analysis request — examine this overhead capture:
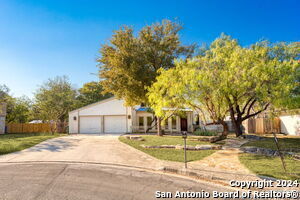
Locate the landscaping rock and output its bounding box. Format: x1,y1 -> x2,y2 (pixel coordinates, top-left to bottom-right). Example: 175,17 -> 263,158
185,146 -> 197,150
293,154 -> 300,160
195,145 -> 213,150
243,135 -> 264,140
160,145 -> 176,149
140,145 -> 160,148
240,146 -> 259,153
140,144 -> 223,150
195,145 -> 222,150
175,145 -> 183,150
125,136 -> 145,141
239,146 -> 291,157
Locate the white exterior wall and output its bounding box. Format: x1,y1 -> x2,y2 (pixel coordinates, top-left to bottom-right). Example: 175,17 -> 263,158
79,99 -> 127,116
280,115 -> 300,136
69,111 -> 79,134
69,98 -> 132,134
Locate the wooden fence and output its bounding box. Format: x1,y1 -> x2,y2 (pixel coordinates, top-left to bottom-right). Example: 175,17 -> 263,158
6,123 -> 52,133
244,117 -> 281,134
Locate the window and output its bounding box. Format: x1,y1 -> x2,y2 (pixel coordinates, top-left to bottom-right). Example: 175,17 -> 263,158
194,114 -> 199,125
172,116 -> 177,129
164,119 -> 169,130
139,117 -> 144,130
147,117 -> 152,128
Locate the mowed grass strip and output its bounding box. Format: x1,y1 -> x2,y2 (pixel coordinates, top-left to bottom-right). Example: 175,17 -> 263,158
242,137 -> 300,152
0,133 -> 65,155
119,135 -> 216,162
239,153 -> 300,180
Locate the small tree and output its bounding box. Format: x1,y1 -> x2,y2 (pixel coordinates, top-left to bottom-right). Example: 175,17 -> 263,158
6,96 -> 33,123
34,76 -> 77,133
148,59 -> 229,136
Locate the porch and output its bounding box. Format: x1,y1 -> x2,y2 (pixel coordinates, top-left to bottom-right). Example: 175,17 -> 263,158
131,109 -> 193,133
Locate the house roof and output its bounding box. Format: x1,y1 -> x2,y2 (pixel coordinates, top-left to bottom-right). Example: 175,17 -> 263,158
135,107 -> 193,112
135,107 -> 149,111
69,96 -> 118,114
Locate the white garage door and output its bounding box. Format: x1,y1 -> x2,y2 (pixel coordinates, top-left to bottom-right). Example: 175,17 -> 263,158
104,116 -> 127,133
80,116 -> 101,134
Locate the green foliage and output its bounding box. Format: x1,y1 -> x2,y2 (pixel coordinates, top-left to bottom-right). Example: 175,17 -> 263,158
148,34 -> 299,136
0,85 -> 33,123
193,130 -> 217,136
76,81 -> 113,107
98,20 -> 195,106
6,96 -> 33,123
34,76 -> 77,122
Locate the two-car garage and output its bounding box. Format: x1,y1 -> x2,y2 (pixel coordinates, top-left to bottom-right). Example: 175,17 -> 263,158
79,116 -> 127,134
69,97 -> 131,134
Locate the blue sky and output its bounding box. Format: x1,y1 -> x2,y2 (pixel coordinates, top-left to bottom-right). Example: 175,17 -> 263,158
0,0 -> 299,98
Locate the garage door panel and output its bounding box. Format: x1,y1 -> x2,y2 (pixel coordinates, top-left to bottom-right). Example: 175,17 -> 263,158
104,116 -> 126,133
80,116 -> 101,134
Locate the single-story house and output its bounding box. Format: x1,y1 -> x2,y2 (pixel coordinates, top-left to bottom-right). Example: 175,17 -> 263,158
69,97 -> 194,134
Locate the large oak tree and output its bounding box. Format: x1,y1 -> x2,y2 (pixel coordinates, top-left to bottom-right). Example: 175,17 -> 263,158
98,20 -> 194,106
98,20 -> 194,135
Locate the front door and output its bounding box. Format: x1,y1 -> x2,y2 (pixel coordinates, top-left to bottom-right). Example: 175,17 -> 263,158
180,118 -> 187,131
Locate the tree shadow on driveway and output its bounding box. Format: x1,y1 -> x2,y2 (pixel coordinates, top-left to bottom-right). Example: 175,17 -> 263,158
24,137 -> 81,153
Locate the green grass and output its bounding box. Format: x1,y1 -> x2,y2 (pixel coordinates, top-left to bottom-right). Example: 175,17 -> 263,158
242,137 -> 300,152
119,135 -> 216,162
0,132 -> 65,155
239,153 -> 300,180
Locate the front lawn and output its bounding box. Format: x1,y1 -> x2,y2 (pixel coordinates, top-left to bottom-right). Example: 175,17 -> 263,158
239,153 -> 300,180
242,136 -> 300,152
0,132 -> 65,155
119,135 -> 216,162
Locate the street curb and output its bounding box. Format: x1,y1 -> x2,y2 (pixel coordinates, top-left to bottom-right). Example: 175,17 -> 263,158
159,166 -> 285,191
160,166 -> 230,186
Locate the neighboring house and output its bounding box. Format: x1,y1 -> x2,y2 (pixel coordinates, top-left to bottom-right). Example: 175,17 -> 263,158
29,120 -> 43,124
0,103 -> 7,134
279,114 -> 300,136
69,97 -> 194,134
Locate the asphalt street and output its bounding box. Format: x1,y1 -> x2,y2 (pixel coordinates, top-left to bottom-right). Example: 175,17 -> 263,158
0,163 -> 233,200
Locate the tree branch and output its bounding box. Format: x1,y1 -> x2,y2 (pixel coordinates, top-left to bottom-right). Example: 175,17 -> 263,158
242,103 -> 270,121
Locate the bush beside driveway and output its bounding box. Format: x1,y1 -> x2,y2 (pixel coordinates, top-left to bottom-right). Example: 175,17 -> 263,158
0,133 -> 65,155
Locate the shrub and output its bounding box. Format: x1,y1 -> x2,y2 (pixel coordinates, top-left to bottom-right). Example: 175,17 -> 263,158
193,129 -> 217,136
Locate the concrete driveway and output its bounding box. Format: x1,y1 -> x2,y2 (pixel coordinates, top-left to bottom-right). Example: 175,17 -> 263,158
0,134 -> 164,169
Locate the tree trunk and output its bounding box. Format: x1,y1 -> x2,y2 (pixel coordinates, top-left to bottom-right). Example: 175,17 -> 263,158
157,117 -> 162,136
50,121 -> 57,135
232,119 -> 243,137
220,121 -> 229,137
229,107 -> 243,137
209,120 -> 228,143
